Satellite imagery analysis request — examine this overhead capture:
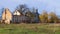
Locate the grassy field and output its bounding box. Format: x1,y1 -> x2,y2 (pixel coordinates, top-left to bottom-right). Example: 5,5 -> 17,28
0,23 -> 60,34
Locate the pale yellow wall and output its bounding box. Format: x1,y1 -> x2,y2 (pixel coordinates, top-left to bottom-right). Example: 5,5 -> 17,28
2,8 -> 12,22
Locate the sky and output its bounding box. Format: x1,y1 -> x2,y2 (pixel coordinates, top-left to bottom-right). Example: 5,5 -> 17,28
0,0 -> 60,15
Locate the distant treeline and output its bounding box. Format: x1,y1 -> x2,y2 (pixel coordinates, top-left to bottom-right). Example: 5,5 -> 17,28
0,4 -> 60,24
15,4 -> 60,23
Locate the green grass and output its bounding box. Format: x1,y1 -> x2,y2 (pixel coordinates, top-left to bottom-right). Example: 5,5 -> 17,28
0,23 -> 60,34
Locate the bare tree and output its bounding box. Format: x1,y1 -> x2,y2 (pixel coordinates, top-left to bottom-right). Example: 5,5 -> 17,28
16,4 -> 28,12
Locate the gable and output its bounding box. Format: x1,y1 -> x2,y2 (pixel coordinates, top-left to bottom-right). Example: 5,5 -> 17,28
2,8 -> 12,20
13,10 -> 21,15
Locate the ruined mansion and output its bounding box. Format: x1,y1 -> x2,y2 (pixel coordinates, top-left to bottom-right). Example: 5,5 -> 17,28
1,8 -> 40,24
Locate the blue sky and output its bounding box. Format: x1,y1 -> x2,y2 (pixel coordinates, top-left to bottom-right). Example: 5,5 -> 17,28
0,0 -> 60,15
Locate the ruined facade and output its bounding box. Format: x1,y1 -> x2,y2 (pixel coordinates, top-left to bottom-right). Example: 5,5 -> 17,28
2,8 -> 12,24
1,8 -> 39,24
12,10 -> 30,23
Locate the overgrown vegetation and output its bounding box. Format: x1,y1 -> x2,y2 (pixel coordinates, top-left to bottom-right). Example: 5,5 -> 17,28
15,4 -> 60,23
1,4 -> 60,23
0,24 -> 60,34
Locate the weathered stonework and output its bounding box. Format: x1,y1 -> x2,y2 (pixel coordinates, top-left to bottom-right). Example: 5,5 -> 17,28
2,8 -> 12,24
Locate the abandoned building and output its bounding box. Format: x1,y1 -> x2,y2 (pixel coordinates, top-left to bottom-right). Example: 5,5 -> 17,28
1,8 -> 40,24
2,8 -> 12,24
12,10 -> 31,23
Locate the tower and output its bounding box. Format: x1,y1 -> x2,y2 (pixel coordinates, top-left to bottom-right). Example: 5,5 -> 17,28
35,9 -> 40,23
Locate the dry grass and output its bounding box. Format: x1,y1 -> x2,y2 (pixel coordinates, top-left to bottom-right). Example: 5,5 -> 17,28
0,23 -> 60,34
